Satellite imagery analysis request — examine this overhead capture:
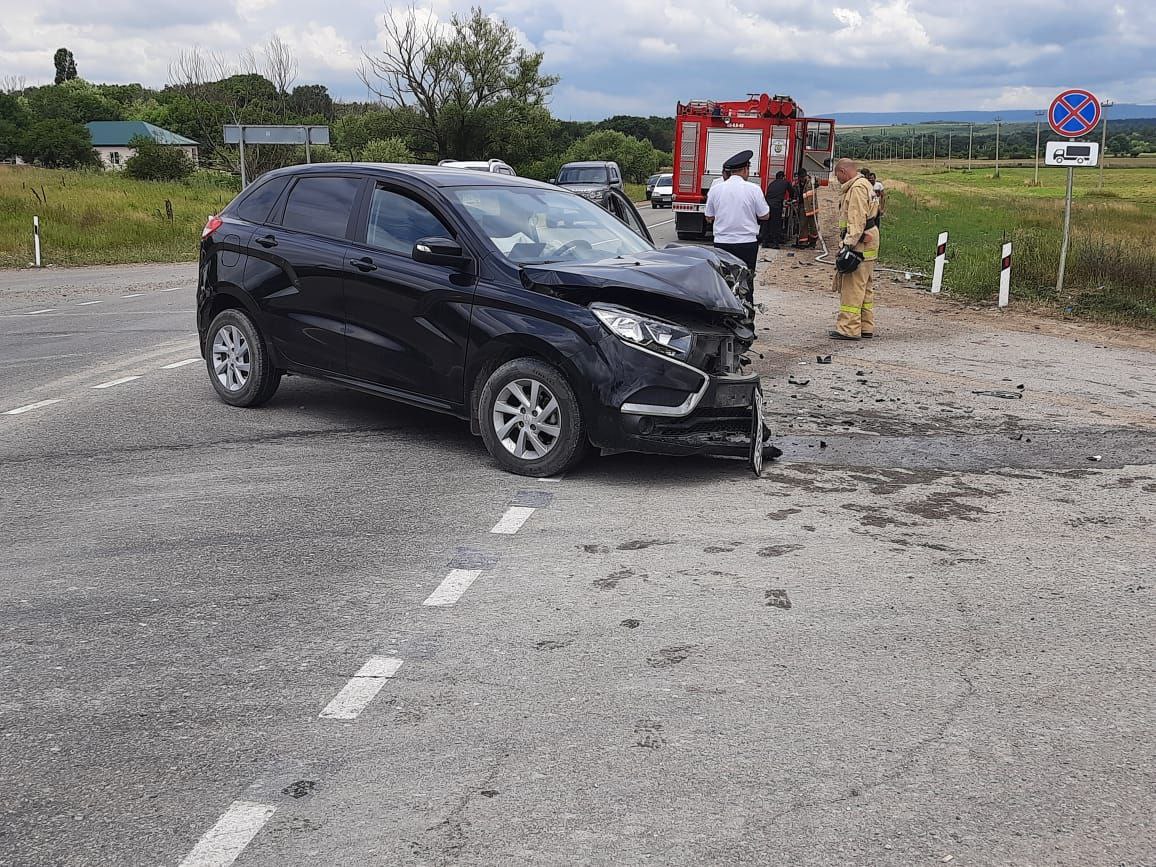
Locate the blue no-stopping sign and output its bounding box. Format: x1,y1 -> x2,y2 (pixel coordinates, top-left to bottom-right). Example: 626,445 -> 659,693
1049,89 -> 1101,137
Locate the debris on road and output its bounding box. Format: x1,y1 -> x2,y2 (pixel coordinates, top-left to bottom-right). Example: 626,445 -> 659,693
1089,455 -> 1103,462
788,375 -> 810,386
620,618 -> 641,629
972,389 -> 1023,399
817,355 -> 832,364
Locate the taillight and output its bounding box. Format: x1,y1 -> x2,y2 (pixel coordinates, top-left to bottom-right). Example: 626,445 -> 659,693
202,215 -> 223,239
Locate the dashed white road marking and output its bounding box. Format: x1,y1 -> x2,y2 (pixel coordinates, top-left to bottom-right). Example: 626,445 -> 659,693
178,800 -> 277,867
77,299 -> 105,306
537,475 -> 564,483
92,375 -> 141,389
4,399 -> 63,415
319,656 -> 404,720
160,286 -> 184,292
121,292 -> 147,298
162,358 -> 201,369
23,309 -> 54,315
423,569 -> 482,606
491,505 -> 536,535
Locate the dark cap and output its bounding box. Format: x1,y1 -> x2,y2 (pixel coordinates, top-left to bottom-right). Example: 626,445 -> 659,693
723,150 -> 753,171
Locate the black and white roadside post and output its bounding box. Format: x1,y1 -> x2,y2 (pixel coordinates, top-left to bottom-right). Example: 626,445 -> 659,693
33,216 -> 42,267
998,241 -> 1012,308
1047,89 -> 1102,295
931,231 -> 948,294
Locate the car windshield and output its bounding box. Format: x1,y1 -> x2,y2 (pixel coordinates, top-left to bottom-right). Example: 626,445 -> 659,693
656,175 -> 673,185
558,166 -> 609,184
449,185 -> 653,265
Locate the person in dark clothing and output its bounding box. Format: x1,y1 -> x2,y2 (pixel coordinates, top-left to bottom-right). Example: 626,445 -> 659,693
760,171 -> 794,248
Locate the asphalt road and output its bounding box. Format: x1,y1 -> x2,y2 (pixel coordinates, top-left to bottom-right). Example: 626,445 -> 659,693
1,205 -> 1153,867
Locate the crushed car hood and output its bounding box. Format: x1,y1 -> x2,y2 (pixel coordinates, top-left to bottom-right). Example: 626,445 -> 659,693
558,183 -> 608,195
520,245 -> 748,317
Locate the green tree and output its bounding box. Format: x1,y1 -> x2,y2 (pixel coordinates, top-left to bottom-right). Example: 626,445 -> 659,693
20,119 -> 98,168
360,6 -> 558,160
359,137 -> 416,163
24,80 -> 124,124
53,48 -> 78,85
123,134 -> 195,180
0,91 -> 30,160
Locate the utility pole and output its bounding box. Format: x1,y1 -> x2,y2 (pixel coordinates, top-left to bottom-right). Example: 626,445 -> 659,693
968,123 -> 973,171
1033,110 -> 1045,185
993,116 -> 1002,178
947,131 -> 952,167
1099,99 -> 1114,188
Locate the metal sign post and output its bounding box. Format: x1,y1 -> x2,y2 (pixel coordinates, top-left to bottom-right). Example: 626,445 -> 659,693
1047,90 -> 1101,295
33,216 -> 42,267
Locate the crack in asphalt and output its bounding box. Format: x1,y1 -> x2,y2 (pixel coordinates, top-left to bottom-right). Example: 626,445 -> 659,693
757,600 -> 983,832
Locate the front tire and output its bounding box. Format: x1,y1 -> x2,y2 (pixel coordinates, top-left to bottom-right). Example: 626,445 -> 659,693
204,308 -> 281,407
478,358 -> 586,477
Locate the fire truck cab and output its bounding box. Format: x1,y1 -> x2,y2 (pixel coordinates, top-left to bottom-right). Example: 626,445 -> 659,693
671,93 -> 836,240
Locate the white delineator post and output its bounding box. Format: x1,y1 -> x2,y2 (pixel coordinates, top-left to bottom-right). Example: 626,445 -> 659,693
998,242 -> 1012,308
33,216 -> 42,267
931,231 -> 948,294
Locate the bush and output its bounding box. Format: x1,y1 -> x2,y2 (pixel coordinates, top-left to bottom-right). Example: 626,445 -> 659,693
123,135 -> 195,181
359,137 -> 416,164
19,119 -> 99,169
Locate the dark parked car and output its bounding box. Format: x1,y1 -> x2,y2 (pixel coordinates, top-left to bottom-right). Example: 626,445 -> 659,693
645,173 -> 661,200
197,164 -> 771,477
551,160 -> 624,210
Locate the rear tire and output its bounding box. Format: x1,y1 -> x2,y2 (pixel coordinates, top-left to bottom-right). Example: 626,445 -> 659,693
478,358 -> 586,477
204,308 -> 281,407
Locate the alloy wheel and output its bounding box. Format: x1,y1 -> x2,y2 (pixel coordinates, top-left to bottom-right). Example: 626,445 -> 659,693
492,378 -> 561,460
212,324 -> 251,392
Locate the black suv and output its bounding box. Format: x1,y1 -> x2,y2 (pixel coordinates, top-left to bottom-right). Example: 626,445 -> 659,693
197,164 -> 770,477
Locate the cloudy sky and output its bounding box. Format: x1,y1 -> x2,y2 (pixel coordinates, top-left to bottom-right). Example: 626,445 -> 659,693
1,0 -> 1153,118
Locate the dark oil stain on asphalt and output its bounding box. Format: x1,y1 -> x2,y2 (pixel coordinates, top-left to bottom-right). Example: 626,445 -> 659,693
511,489 -> 554,507
595,567 -> 637,590
634,719 -> 666,750
534,638 -> 572,651
766,508 -> 803,520
581,544 -> 610,554
704,545 -> 734,553
765,589 -> 792,609
648,645 -> 697,668
282,780 -> 316,799
620,618 -> 641,629
757,544 -> 803,557
480,790 -> 499,798
901,490 -> 992,522
618,539 -> 672,550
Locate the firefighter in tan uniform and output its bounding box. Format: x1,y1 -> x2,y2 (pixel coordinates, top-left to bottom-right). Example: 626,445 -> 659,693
829,158 -> 881,340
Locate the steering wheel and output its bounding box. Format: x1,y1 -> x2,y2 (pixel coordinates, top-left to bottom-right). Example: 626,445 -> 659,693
552,239 -> 593,258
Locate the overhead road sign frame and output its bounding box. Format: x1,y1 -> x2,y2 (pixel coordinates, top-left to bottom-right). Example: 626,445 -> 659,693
1048,89 -> 1100,138
223,124 -> 331,188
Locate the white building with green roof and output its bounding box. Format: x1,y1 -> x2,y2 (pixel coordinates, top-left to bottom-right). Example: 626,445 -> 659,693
84,121 -> 199,170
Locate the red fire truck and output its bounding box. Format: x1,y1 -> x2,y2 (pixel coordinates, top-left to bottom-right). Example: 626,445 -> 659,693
671,93 -> 836,240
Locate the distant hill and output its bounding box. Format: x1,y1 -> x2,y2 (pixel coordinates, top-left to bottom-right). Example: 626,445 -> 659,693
828,105 -> 1156,126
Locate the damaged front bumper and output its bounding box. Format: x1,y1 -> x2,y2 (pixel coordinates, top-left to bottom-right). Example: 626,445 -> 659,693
585,335 -> 770,464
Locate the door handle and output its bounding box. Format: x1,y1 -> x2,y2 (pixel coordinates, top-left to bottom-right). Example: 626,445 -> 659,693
256,235 -> 278,248
350,257 -> 377,272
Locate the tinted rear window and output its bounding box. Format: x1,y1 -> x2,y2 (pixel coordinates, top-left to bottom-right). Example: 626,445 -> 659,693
280,176 -> 361,238
233,176 -> 289,224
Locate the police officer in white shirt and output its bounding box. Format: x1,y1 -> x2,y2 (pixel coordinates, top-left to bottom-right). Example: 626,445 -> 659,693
704,150 -> 770,295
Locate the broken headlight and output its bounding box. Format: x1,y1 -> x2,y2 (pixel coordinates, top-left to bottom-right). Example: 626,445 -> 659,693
591,303 -> 694,360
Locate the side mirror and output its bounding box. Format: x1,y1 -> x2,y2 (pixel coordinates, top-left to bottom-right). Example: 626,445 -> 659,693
548,178 -> 556,184
413,236 -> 469,269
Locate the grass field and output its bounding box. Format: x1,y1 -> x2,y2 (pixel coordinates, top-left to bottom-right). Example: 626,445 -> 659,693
0,166 -> 237,268
869,161 -> 1156,326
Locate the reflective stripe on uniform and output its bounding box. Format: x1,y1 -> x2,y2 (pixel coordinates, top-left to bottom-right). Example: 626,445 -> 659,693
839,305 -> 860,314
862,302 -> 874,310
863,249 -> 878,260
838,221 -> 848,229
